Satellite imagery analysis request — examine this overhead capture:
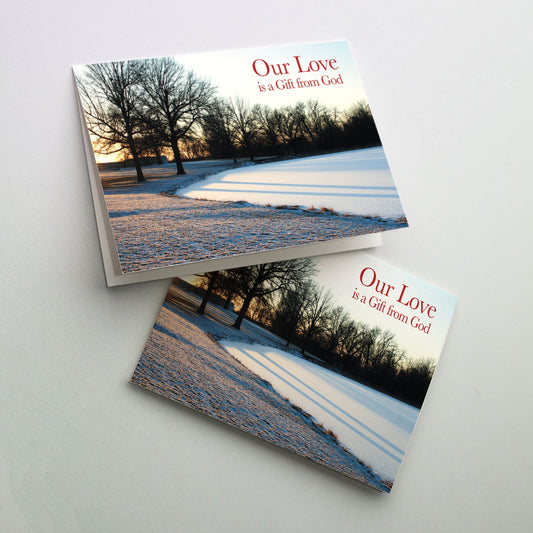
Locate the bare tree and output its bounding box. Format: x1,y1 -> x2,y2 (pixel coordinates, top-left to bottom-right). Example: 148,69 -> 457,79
277,105 -> 305,154
337,319 -> 365,372
253,104 -> 284,156
218,270 -> 242,309
77,60 -> 146,181
228,97 -> 257,161
343,100 -> 380,147
293,100 -> 339,149
201,98 -> 239,162
323,305 -> 352,361
359,326 -> 381,372
136,127 -> 166,165
299,284 -> 334,355
366,330 -> 403,380
196,271 -> 220,315
271,281 -> 313,346
402,357 -> 435,381
397,357 -> 435,406
140,57 -> 216,174
230,259 -> 316,330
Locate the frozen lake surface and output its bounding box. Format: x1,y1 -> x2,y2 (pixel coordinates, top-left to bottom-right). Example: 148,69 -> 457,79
222,340 -> 420,482
179,148 -> 406,219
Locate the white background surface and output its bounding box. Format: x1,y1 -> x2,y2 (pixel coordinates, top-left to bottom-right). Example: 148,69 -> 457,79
1,1 -> 532,531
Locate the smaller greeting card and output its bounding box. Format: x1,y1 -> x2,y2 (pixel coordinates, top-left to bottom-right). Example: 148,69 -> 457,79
131,251 -> 456,491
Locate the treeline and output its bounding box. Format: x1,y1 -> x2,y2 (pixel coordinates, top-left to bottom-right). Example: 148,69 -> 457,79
201,97 -> 380,162
76,57 -> 381,182
192,259 -> 434,408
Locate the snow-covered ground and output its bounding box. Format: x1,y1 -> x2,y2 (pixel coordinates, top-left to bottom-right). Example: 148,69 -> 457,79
222,340 -> 420,482
99,151 -> 407,273
104,193 -> 402,273
131,287 -> 389,491
178,148 -> 405,219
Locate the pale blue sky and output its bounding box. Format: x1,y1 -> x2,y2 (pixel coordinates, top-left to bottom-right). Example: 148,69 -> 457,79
174,41 -> 369,111
76,41 -> 371,162
313,252 -> 458,364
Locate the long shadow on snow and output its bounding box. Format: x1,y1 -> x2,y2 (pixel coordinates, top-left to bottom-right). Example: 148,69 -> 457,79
161,296 -> 403,460
185,187 -> 400,199
232,346 -> 404,463
243,157 -> 389,173
206,180 -> 398,191
310,369 -> 420,432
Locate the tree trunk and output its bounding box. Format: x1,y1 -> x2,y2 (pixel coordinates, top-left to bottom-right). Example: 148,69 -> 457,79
132,155 -> 145,182
246,142 -> 254,162
154,144 -> 163,165
233,290 -> 255,329
300,341 -> 307,355
233,276 -> 261,329
126,132 -> 145,182
243,135 -> 254,161
170,136 -> 186,175
224,291 -> 234,309
233,267 -> 264,329
197,272 -> 219,315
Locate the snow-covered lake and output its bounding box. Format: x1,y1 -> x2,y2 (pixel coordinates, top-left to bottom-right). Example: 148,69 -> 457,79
222,340 -> 420,482
178,148 -> 406,218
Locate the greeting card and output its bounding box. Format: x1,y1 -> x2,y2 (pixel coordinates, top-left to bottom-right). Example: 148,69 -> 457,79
74,42 -> 407,286
131,251 -> 456,491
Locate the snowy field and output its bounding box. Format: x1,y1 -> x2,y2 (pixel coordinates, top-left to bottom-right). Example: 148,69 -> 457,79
105,193 -> 399,273
178,148 -> 406,219
100,150 -> 407,273
222,340 -> 420,482
131,288 -> 389,491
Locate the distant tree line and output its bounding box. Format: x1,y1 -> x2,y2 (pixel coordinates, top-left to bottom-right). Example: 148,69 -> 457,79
201,97 -> 380,163
193,260 -> 435,408
76,58 -> 381,182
